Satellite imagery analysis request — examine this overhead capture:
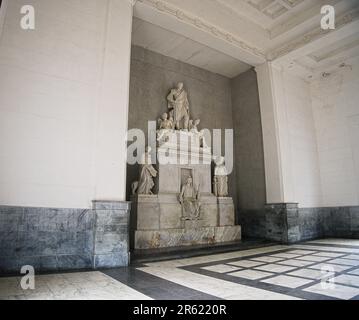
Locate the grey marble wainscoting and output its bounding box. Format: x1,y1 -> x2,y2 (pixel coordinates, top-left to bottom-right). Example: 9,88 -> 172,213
325,206 -> 359,238
297,207 -> 327,241
0,201 -> 131,275
92,200 -> 131,268
297,206 -> 359,240
265,203 -> 300,243
0,206 -> 95,274
238,208 -> 266,239
239,204 -> 359,244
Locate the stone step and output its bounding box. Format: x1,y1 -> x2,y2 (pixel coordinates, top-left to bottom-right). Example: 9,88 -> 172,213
131,238 -> 275,265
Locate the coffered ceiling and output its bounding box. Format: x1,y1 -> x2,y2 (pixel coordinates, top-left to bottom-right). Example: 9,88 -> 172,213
132,0 -> 359,79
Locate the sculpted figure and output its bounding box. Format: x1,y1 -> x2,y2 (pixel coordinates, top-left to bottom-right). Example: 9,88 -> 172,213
167,82 -> 190,130
158,112 -> 173,130
157,112 -> 174,142
179,177 -> 201,220
189,119 -> 200,132
137,146 -> 157,195
189,119 -> 208,148
213,156 -> 228,197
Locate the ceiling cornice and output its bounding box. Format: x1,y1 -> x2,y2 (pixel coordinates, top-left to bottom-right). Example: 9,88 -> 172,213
136,0 -> 266,60
269,6 -> 359,61
125,0 -> 138,6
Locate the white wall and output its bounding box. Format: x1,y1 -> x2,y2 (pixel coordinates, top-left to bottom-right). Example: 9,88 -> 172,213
257,62 -> 322,208
311,60 -> 359,207
256,63 -> 284,204
258,60 -> 359,208
274,69 -> 322,208
93,0 -> 133,202
0,0 -> 133,208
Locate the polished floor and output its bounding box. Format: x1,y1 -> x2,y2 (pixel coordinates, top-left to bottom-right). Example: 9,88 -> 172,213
1,238 -> 359,300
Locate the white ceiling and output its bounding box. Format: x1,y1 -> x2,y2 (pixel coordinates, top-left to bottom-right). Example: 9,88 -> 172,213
132,18 -> 252,78
133,0 -> 359,79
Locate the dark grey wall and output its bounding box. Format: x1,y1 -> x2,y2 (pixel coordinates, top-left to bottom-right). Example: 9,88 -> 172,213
231,69 -> 266,211
127,46 -> 238,208
240,204 -> 359,243
0,202 -> 130,274
0,206 -> 94,273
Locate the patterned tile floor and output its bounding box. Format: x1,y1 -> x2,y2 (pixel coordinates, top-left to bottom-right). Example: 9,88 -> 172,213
1,238 -> 359,300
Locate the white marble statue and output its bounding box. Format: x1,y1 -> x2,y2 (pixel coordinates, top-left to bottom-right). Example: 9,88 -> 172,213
158,112 -> 174,130
179,176 -> 201,220
167,82 -> 190,130
213,156 -> 228,197
137,146 -> 158,195
189,119 -> 209,149
189,119 -> 200,132
157,112 -> 174,142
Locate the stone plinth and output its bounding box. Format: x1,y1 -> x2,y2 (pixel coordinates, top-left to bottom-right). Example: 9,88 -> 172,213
218,197 -> 235,226
133,193 -> 241,249
135,226 -> 241,249
134,194 -> 218,231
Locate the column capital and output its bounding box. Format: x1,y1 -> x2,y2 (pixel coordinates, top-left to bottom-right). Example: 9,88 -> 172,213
127,0 -> 138,6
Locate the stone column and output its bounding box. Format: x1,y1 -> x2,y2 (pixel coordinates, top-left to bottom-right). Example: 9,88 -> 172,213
91,0 -> 134,267
265,203 -> 299,244
92,200 -> 131,268
256,62 -> 302,244
255,62 -> 296,204
93,0 -> 134,202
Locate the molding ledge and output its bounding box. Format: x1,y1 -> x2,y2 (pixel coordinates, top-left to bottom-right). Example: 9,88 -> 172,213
269,7 -> 359,61
137,0 -> 265,60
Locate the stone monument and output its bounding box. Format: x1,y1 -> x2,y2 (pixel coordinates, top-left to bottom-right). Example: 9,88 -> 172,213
132,82 -> 241,249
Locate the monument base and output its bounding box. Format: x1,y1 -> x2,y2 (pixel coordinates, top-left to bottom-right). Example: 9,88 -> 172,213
135,225 -> 241,249
132,194 -> 241,249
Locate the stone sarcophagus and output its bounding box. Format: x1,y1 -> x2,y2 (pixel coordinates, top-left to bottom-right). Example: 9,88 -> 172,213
131,82 -> 241,249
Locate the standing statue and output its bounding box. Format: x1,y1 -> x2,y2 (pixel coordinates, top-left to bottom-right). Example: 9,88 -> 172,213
137,146 -> 158,195
179,176 -> 201,220
167,82 -> 190,130
213,156 -> 228,197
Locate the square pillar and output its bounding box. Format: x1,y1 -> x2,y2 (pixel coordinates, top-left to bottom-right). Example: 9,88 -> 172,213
265,203 -> 299,244
92,200 -> 131,268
